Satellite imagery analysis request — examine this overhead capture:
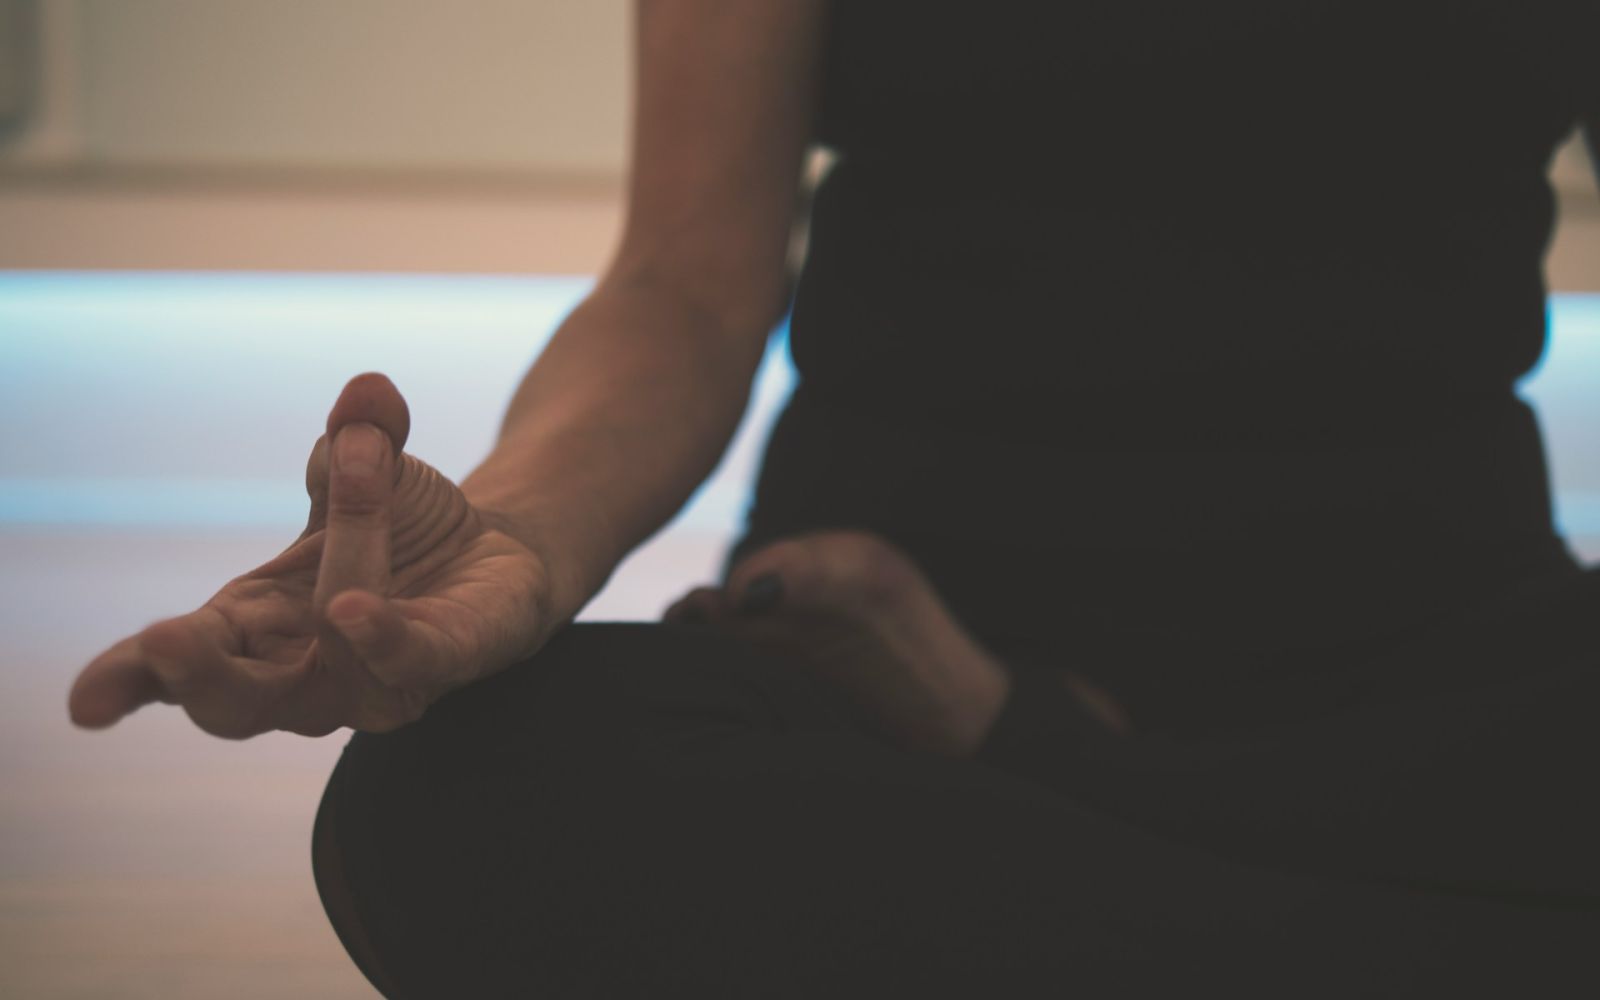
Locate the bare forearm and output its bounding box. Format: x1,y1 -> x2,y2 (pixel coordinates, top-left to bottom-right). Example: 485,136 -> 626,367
459,276 -> 767,623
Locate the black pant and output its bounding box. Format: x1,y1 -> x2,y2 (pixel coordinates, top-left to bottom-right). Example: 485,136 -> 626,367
313,564 -> 1599,998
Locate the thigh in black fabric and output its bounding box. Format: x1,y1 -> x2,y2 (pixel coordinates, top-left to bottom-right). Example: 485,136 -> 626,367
313,622 -> 1599,998
1031,565 -> 1600,905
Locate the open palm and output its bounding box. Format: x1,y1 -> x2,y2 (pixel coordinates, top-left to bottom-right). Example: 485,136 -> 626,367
68,373 -> 555,738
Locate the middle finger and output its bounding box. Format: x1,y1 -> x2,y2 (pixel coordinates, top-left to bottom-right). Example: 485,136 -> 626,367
313,422 -> 396,621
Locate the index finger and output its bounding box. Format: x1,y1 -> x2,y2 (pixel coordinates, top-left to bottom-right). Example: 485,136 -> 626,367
68,605 -> 237,729
69,634 -> 170,728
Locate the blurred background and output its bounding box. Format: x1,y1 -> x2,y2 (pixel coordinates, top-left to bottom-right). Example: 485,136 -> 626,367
0,2 -> 1596,997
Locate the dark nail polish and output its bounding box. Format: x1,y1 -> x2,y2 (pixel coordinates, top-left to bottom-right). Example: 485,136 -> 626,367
737,573 -> 783,614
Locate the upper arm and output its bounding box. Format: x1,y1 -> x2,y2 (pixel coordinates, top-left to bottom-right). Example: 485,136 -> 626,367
602,0 -> 828,341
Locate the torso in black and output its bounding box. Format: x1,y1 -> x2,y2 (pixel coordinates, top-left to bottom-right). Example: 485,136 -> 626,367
733,0 -> 1598,730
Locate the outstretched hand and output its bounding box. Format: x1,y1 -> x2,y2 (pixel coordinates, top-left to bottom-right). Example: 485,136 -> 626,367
68,373 -> 556,738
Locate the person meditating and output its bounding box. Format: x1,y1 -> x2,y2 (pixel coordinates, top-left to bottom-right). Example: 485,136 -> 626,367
69,1 -> 1599,996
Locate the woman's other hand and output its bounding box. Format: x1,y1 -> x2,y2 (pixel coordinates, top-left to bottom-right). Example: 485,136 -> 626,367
68,372 -> 557,738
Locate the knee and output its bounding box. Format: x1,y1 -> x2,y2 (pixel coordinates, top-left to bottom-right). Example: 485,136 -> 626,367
312,753 -> 403,997
320,622 -> 741,771
424,621 -> 768,726
305,622 -> 886,994
319,623 -> 770,821
413,621 -> 812,765
310,722 -> 576,997
307,671 -> 685,996
304,625 -> 778,913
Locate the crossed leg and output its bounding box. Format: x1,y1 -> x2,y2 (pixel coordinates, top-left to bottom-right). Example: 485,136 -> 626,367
313,620 -> 1598,998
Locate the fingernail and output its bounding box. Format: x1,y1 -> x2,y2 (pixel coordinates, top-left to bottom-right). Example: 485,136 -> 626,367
737,573 -> 783,615
335,423 -> 385,476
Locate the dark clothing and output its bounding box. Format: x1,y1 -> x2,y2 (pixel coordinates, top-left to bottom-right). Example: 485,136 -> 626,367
313,2 -> 1600,994
743,0 -> 1600,720
788,0 -> 1595,450
313,568 -> 1600,997
736,389 -> 1583,735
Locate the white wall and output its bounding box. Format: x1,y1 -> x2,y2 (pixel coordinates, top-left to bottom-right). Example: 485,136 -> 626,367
0,0 -> 1594,287
6,0 -> 630,175
4,0 -> 1595,197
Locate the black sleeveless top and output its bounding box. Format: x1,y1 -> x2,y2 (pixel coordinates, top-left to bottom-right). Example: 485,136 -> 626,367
734,0 -> 1598,730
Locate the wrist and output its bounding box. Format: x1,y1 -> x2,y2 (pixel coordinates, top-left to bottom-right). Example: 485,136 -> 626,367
469,503 -> 605,630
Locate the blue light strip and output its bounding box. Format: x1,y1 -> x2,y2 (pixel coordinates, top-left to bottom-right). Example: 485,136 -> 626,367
1,273 -> 1595,542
